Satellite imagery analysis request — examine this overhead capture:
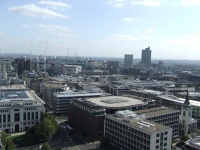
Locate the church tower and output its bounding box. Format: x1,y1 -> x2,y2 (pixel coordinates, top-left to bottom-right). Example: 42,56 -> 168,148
179,90 -> 192,135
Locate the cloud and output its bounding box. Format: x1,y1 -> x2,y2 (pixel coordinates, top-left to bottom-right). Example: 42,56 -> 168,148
107,0 -> 127,7
110,34 -> 136,41
38,1 -> 72,10
53,32 -> 77,38
9,4 -> 68,18
37,24 -> 77,38
131,0 -> 161,6
37,24 -> 70,32
146,27 -> 156,33
123,17 -> 134,22
181,0 -> 200,6
21,24 -> 28,28
98,40 -> 110,43
133,29 -> 139,32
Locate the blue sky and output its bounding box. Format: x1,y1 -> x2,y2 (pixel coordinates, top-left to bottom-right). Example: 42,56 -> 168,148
0,0 -> 200,59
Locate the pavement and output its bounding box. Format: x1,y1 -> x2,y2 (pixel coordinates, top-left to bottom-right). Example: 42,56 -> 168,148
9,131 -> 26,137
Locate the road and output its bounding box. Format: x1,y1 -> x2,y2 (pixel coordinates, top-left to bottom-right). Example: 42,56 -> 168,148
49,127 -> 98,150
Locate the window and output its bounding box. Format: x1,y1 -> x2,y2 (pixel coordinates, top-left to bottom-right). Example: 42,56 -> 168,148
164,137 -> 167,141
165,131 -> 168,135
3,115 -> 6,123
14,113 -> 20,121
156,134 -> 159,137
36,112 -> 38,119
156,145 -> 159,149
183,111 -> 185,116
164,143 -> 167,146
32,112 -> 34,119
24,113 -> 26,120
7,114 -> 10,122
156,139 -> 159,143
28,112 -> 30,120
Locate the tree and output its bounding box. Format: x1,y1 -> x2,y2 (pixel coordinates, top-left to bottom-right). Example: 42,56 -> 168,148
1,131 -> 8,147
36,118 -> 57,142
5,138 -> 15,150
35,113 -> 59,142
42,143 -> 51,150
180,135 -> 190,142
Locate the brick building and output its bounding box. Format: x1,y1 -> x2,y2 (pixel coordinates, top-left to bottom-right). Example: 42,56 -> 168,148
68,99 -> 106,140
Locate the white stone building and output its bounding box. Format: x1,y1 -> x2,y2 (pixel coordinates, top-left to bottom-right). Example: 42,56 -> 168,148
0,89 -> 45,133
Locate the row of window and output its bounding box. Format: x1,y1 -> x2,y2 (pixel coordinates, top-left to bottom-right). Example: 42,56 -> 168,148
0,109 -> 9,112
25,108 -> 37,110
0,122 -> 36,128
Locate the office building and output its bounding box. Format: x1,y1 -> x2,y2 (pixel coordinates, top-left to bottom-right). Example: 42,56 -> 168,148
40,81 -> 66,108
61,64 -> 82,75
141,47 -> 151,68
53,90 -> 102,114
68,99 -> 106,140
135,107 -> 180,137
107,61 -> 119,74
124,54 -> 133,69
105,110 -> 172,150
0,85 -> 45,133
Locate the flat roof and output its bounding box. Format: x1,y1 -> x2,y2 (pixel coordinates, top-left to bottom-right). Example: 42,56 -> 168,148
0,91 -> 28,101
42,82 -> 66,88
106,114 -> 171,134
135,107 -> 179,117
158,95 -> 200,107
0,85 -> 26,90
0,90 -> 45,104
86,96 -> 146,109
130,89 -> 163,95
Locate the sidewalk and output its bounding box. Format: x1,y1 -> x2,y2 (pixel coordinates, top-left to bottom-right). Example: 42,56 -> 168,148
9,131 -> 26,137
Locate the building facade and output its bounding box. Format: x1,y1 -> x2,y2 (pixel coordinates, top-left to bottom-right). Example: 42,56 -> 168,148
135,107 -> 180,137
141,47 -> 151,68
105,110 -> 172,150
40,81 -> 66,108
124,54 -> 133,69
68,99 -> 106,140
0,90 -> 45,133
52,90 -> 102,114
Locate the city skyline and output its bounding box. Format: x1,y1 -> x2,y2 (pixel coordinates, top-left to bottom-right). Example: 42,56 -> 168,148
1,0 -> 200,59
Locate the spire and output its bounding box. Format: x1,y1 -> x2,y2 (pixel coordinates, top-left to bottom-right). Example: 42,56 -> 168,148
184,90 -> 190,107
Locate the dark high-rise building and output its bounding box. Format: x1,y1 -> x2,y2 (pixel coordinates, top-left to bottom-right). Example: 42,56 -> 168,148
141,47 -> 151,68
124,54 -> 133,69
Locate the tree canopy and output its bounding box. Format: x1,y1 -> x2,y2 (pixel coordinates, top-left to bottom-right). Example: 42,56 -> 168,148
42,143 -> 51,150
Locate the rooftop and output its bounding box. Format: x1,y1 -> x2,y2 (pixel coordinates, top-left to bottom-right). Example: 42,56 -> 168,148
107,110 -> 171,134
135,107 -> 179,117
158,95 -> 200,107
86,96 -> 146,108
73,99 -> 106,111
0,90 -> 45,104
0,85 -> 26,90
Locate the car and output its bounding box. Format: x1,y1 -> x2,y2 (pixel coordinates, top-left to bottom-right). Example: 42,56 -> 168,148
39,145 -> 42,150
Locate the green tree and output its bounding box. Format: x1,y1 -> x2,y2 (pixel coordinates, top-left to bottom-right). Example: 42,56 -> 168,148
42,143 -> 51,150
1,131 -> 8,148
36,113 -> 59,142
36,118 -> 56,142
180,135 -> 190,142
5,138 -> 15,150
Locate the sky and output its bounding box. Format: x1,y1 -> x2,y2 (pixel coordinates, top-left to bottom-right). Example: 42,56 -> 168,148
0,0 -> 200,60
